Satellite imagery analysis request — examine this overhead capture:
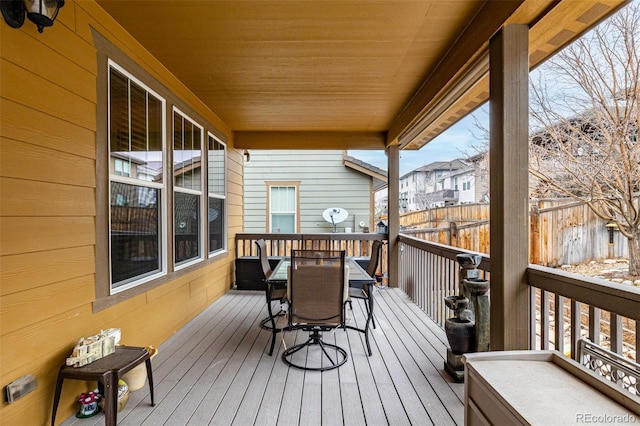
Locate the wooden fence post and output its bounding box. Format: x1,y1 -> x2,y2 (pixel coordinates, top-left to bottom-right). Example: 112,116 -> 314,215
449,221 -> 458,247
530,203 -> 540,265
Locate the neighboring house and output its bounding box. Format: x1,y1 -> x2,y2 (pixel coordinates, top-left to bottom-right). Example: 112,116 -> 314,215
243,150 -> 387,233
429,165 -> 476,207
374,185 -> 389,221
399,159 -> 467,211
529,110 -> 639,198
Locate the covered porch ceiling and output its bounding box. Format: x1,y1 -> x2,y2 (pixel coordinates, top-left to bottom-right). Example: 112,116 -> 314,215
96,0 -> 629,151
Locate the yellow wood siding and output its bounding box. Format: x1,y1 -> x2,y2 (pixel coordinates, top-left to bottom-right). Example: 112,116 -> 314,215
0,246 -> 95,295
0,1 -> 241,424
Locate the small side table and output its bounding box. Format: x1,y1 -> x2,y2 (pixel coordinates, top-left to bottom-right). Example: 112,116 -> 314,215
51,346 -> 155,426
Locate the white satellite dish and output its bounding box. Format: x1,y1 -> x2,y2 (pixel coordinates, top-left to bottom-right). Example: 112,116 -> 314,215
322,207 -> 349,233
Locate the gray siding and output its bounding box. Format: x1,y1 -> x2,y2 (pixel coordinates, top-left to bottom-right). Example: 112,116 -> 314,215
244,150 -> 372,233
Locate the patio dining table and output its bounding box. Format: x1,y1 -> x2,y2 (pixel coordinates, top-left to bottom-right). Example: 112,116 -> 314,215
268,257 -> 374,287
266,256 -> 376,355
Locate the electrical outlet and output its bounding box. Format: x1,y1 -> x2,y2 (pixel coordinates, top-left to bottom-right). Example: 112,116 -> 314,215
4,374 -> 38,403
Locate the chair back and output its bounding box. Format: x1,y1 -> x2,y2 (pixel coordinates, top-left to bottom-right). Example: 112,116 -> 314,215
255,239 -> 272,280
289,250 -> 345,327
366,240 -> 383,277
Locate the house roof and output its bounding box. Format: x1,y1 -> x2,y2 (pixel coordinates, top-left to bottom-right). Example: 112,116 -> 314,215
438,165 -> 476,180
96,0 -> 629,151
343,155 -> 388,183
400,159 -> 468,179
111,152 -> 146,165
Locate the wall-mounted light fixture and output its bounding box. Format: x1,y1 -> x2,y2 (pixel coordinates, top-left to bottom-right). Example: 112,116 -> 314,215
1,0 -> 65,33
605,220 -> 618,244
605,219 -> 619,259
243,149 -> 250,163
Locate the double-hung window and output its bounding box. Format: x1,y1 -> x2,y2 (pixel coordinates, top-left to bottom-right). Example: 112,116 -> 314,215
173,109 -> 204,267
108,62 -> 166,293
268,184 -> 298,233
207,133 -> 226,255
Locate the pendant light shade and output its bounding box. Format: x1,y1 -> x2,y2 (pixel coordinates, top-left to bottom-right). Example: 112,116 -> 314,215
24,0 -> 64,32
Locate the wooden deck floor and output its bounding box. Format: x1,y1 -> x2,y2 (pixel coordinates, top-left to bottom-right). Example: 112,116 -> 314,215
62,287 -> 464,426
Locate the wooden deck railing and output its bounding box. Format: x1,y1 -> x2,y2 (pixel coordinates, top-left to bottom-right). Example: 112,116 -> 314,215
398,234 -> 640,362
235,232 -> 388,276
398,234 -> 489,328
527,265 -> 640,361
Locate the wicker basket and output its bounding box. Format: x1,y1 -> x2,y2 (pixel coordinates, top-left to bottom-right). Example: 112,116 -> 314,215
121,346 -> 157,391
98,379 -> 129,413
117,381 -> 129,412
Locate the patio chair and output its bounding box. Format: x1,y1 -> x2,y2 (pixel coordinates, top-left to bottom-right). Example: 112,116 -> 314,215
347,240 -> 382,330
283,250 -> 348,371
255,239 -> 287,356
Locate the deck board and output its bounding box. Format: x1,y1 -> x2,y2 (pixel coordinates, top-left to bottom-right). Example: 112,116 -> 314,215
61,288 -> 464,425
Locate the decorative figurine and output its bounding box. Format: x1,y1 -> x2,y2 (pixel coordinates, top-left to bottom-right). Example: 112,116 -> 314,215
76,390 -> 101,418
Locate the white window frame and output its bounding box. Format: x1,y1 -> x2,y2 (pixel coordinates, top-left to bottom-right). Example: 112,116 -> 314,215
172,107 -> 205,270
108,59 -> 168,295
267,183 -> 299,233
207,132 -> 227,258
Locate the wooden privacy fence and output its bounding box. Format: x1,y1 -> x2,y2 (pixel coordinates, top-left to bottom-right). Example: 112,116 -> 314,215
400,199 -> 628,266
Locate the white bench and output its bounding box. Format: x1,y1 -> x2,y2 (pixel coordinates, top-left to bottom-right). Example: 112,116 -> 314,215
463,350 -> 640,425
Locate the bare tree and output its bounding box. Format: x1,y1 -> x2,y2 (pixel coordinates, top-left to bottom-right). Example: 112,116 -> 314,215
414,172 -> 433,210
529,2 -> 640,272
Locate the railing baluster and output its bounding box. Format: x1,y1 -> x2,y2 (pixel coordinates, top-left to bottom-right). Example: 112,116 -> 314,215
531,288 -> 540,350
420,247 -> 426,314
610,312 -> 623,355
571,300 -> 581,360
438,255 -> 444,325
555,294 -> 564,355
589,306 -> 601,345
541,289 -> 549,350
636,321 -> 639,360
417,246 -> 422,310
434,255 -> 440,325
428,250 -> 434,318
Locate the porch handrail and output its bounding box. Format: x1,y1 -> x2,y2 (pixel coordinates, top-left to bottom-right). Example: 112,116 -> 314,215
527,265 -> 640,322
399,234 -> 490,270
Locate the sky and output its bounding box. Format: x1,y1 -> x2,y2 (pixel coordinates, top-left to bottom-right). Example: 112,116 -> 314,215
348,106 -> 489,176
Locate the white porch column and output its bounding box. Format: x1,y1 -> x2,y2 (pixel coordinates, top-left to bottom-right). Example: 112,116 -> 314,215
489,25 -> 530,350
387,144 -> 400,288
